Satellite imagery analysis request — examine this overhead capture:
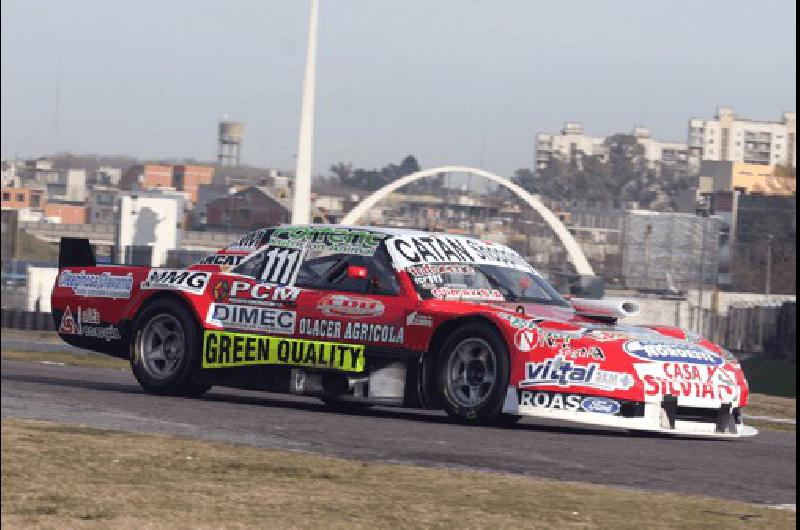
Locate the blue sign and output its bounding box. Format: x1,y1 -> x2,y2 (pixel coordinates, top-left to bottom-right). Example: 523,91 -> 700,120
581,396 -> 620,415
623,340 -> 722,366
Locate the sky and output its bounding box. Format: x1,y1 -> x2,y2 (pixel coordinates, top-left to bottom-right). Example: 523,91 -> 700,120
1,0 -> 796,177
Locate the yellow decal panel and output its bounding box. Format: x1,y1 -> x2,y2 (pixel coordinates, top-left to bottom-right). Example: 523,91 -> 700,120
202,330 -> 365,372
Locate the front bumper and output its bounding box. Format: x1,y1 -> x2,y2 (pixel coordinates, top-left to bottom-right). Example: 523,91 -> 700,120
502,387 -> 758,438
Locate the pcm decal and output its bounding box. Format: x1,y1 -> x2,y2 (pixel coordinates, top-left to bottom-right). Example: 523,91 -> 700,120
57,270 -> 133,299
141,269 -> 211,295
202,330 -> 365,371
211,279 -> 300,306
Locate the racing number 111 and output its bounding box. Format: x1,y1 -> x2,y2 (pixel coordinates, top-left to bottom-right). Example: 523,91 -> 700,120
261,248 -> 301,285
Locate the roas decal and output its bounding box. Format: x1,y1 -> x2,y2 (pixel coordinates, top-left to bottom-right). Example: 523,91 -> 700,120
317,295 -> 384,318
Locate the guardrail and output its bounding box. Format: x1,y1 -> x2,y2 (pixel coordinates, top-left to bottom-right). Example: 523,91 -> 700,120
1,310 -> 55,331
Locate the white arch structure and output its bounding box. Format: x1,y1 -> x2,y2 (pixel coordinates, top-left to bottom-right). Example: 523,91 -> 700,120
340,165 -> 594,275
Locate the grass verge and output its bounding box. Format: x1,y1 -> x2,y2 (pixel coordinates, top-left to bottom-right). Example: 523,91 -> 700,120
1,350 -> 128,370
1,418 -> 795,529
741,358 -> 796,398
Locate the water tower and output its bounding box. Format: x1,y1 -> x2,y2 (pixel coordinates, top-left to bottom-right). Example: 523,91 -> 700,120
217,120 -> 244,166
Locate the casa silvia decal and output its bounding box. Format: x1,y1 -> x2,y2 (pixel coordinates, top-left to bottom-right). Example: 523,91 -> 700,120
202,330 -> 364,372
623,340 -> 722,365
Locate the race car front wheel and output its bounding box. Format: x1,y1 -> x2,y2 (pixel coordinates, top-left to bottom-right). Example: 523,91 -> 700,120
436,322 -> 513,424
130,298 -> 211,397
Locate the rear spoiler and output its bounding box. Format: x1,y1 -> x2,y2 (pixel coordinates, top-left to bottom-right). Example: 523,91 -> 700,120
59,237 -> 96,269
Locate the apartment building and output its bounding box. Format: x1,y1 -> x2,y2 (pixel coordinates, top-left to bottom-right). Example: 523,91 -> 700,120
535,122 -> 688,177
535,122 -> 608,172
688,107 -> 796,173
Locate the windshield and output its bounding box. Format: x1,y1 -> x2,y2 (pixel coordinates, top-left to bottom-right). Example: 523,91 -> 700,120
405,263 -> 569,306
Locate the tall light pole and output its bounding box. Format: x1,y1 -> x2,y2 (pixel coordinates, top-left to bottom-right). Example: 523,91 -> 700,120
291,0 -> 319,224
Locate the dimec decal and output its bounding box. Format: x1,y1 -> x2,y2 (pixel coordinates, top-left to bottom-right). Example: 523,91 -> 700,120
202,330 -> 365,372
623,340 -> 722,366
317,295 -> 384,318
206,303 -> 296,334
141,269 -> 211,295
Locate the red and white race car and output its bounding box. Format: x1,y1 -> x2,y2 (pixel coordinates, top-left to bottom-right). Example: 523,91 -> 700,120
52,225 -> 756,437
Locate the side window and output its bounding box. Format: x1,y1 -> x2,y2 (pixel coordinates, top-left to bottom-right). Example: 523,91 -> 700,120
233,249 -> 267,277
295,245 -> 400,295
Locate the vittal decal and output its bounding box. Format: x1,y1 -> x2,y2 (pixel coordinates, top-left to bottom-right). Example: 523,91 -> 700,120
520,355 -> 635,391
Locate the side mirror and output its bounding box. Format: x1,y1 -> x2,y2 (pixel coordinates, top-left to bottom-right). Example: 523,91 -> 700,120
346,265 -> 369,279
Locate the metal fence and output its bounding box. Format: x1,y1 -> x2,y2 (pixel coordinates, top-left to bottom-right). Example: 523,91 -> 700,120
696,301 -> 796,359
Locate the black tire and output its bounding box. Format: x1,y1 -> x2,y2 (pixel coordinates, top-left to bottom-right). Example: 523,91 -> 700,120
436,321 -> 512,424
130,297 -> 211,397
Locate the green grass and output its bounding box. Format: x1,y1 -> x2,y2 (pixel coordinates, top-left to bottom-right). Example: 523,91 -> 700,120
741,358 -> 797,398
2,418 -> 795,529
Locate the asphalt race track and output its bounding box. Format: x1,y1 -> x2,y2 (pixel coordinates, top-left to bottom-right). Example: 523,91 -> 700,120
2,358 -> 795,506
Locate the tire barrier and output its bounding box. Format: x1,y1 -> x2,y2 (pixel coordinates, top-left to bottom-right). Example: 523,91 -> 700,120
0,310 -> 56,331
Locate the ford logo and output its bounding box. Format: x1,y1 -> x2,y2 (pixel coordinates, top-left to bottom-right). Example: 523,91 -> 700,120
623,340 -> 722,366
581,397 -> 620,415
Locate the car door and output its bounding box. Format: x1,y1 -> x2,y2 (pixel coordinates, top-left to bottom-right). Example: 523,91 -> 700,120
291,245 -> 415,351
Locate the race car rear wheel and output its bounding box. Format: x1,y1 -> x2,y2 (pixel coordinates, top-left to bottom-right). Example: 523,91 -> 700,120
130,298 -> 211,397
436,322 -> 511,424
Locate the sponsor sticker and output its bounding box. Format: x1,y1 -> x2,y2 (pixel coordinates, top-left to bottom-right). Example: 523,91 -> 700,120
58,306 -> 79,335
214,279 -> 301,306
141,269 -> 211,295
297,318 -> 404,344
317,295 -> 384,318
226,229 -> 269,251
406,311 -> 433,327
518,391 -> 621,415
580,396 -> 620,414
206,303 -> 296,334
520,355 -> 635,391
514,329 -> 538,352
198,253 -> 246,267
634,361 -> 739,401
202,330 -> 365,371
623,340 -> 722,366
496,312 -> 542,330
58,270 -> 133,299
58,306 -> 120,341
388,235 -> 534,272
430,287 -> 505,301
269,226 -> 387,256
